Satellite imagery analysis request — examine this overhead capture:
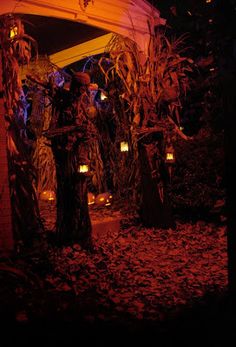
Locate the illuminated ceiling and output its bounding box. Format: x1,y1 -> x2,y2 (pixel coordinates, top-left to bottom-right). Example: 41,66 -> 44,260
0,0 -> 166,67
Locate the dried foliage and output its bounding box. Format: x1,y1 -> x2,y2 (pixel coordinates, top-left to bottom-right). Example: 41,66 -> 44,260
22,57 -> 62,195
99,30 -> 193,130
0,15 -> 37,113
0,15 -> 45,251
88,139 -> 106,193
27,65 -> 57,194
97,28 -> 194,210
91,96 -> 134,198
20,55 -> 54,83
6,117 -> 44,249
44,220 -> 227,321
32,135 -> 57,194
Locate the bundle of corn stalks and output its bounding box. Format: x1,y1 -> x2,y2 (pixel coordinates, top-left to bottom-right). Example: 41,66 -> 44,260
0,15 -> 46,251
99,28 -> 193,133
31,95 -> 57,194
0,15 -> 37,113
98,26 -> 194,206
20,55 -> 54,83
23,56 -> 57,195
88,139 -> 106,193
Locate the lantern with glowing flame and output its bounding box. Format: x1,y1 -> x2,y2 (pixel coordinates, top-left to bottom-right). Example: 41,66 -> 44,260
88,192 -> 95,206
120,141 -> 129,152
9,25 -> 18,39
100,90 -> 108,101
39,190 -> 56,201
78,164 -> 89,174
95,192 -> 113,207
165,145 -> 175,164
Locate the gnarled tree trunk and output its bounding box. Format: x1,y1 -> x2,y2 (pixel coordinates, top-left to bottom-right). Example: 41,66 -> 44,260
138,133 -> 175,229
53,144 -> 92,247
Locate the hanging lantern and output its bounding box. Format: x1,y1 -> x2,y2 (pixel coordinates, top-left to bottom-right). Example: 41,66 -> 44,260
95,192 -> 113,207
100,90 -> 108,101
165,145 -> 175,164
78,164 -> 89,174
9,25 -> 18,39
120,141 -> 129,152
88,192 -> 95,205
40,190 -> 56,201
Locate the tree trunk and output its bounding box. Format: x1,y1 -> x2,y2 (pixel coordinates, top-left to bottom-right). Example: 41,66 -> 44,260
0,49 -> 14,256
138,140 -> 175,229
53,144 -> 91,247
73,174 -> 92,247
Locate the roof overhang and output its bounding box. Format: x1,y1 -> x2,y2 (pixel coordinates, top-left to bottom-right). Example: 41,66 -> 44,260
49,33 -> 113,68
0,0 -> 166,67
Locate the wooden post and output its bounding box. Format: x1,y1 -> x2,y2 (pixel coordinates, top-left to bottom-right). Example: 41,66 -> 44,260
0,49 -> 14,255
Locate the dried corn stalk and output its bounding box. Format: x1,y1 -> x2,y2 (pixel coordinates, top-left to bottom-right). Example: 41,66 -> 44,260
99,27 -> 193,131
0,15 -> 45,250
24,56 -> 57,194
32,96 -> 56,194
98,25 -> 194,206
0,15 -> 37,113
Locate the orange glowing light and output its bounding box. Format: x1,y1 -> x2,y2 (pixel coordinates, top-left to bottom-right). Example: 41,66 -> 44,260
10,26 -> 18,39
166,152 -> 174,161
88,192 -> 95,205
40,190 -> 55,201
95,192 -> 113,206
120,141 -> 129,152
100,91 -> 107,100
78,164 -> 89,173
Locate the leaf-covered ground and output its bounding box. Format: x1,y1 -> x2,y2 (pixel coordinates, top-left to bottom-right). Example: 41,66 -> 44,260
44,216 -> 227,322
0,205 -> 230,346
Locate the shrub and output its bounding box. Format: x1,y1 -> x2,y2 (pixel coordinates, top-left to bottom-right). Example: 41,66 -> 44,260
168,130 -> 225,221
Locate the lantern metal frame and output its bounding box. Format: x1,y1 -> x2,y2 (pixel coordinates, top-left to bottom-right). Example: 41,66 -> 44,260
77,163 -> 90,176
165,145 -> 175,164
